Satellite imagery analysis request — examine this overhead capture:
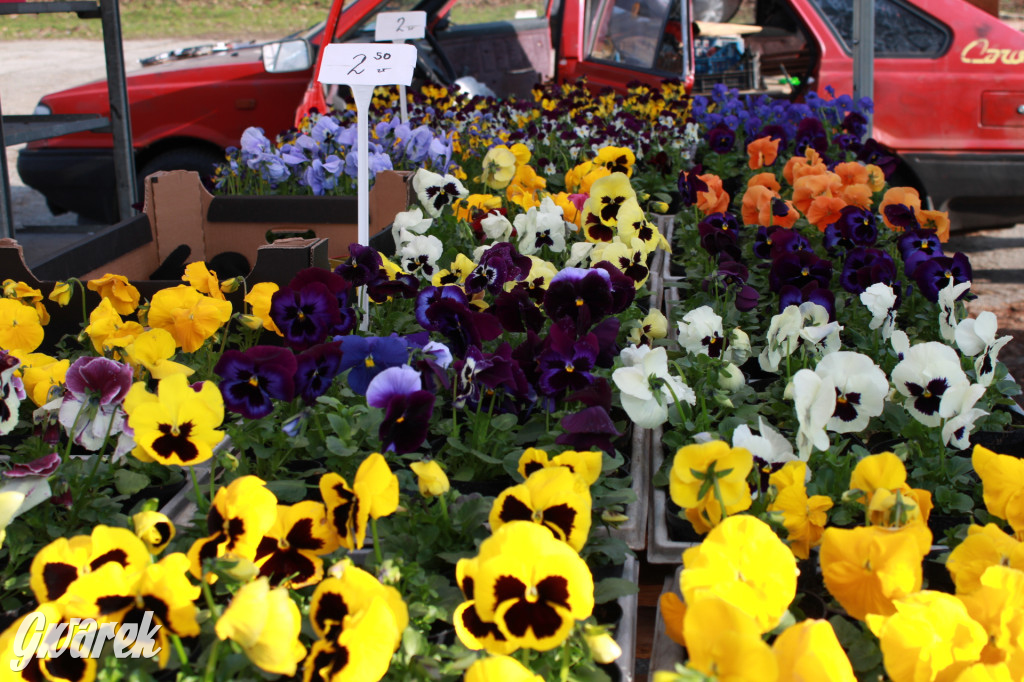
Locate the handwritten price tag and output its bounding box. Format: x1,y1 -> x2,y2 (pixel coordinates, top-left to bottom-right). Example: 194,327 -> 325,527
318,43 -> 417,86
374,11 -> 426,41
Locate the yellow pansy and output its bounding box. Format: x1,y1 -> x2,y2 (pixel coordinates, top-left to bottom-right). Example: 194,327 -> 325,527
773,619 -> 856,682
465,655 -> 544,682
410,460 -> 450,497
18,352 -> 68,406
669,440 -> 753,531
216,577 -> 306,676
126,328 -> 195,380
683,597 -> 778,682
973,445 -> 1024,536
244,281 -> 281,334
489,466 -> 592,552
48,280 -> 73,306
0,298 -> 43,356
183,261 -> 226,300
480,145 -> 518,190
147,284 -> 233,353
133,510 -> 176,554
768,461 -> 832,560
947,523 -> 1024,594
126,374 -> 224,467
87,273 -> 141,315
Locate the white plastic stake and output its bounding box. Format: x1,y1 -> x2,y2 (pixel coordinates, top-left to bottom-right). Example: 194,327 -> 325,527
393,39 -> 409,125
351,83 -> 373,327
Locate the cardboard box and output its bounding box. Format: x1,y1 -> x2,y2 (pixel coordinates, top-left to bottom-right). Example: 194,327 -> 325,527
84,168 -> 410,283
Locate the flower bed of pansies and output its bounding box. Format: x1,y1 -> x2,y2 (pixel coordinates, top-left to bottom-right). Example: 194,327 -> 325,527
0,76 -> 1021,682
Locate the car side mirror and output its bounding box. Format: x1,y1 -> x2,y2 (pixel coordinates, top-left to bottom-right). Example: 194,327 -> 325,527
262,39 -> 314,73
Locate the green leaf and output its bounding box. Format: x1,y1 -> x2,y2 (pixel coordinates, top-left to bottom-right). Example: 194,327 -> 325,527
488,413 -> 518,431
266,480 -> 307,503
114,470 -> 151,497
593,577 -> 639,604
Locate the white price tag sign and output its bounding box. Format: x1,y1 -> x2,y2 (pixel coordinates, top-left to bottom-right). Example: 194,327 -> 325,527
318,43 -> 416,86
374,11 -> 426,41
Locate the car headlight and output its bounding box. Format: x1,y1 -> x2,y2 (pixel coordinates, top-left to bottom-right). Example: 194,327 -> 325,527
32,103 -> 52,116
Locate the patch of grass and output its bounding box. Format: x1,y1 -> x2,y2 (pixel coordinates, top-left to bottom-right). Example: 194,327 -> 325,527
0,0 -> 333,41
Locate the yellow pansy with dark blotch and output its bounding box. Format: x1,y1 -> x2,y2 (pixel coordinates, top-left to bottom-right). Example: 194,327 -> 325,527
254,501 -> 340,589
132,510 -> 175,554
187,475 -> 278,579
469,522 -> 594,652
593,145 -> 636,177
309,561 -> 408,650
592,238 -> 650,289
319,453 -> 398,551
490,467 -> 592,552
616,198 -> 670,254
453,556 -> 519,655
581,173 -> 637,243
517,448 -> 602,486
303,597 -> 399,682
303,562 -> 408,682
59,553 -> 200,668
125,374 -> 224,467
0,602 -> 98,682
30,525 -> 151,605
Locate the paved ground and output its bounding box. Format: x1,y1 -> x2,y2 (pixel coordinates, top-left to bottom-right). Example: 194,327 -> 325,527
2,39 -> 1023,380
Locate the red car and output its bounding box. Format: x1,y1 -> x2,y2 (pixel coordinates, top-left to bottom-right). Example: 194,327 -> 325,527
19,0 -> 1024,229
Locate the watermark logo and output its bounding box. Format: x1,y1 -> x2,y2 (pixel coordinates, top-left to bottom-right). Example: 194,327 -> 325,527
10,611 -> 162,672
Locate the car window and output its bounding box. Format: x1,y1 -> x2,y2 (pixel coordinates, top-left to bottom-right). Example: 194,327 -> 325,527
587,0 -> 684,73
809,0 -> 951,58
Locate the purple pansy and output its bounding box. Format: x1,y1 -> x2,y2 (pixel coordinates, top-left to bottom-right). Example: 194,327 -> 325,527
338,335 -> 410,395
555,406 -> 622,455
537,323 -> 599,396
464,242 -> 532,296
768,250 -> 833,292
839,247 -> 897,294
270,282 -> 341,351
214,346 -> 297,419
912,253 -> 973,302
58,356 -> 133,450
294,342 -> 344,404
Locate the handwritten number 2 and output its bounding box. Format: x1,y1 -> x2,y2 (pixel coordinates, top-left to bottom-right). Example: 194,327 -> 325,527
396,16 -> 405,32
348,53 -> 367,75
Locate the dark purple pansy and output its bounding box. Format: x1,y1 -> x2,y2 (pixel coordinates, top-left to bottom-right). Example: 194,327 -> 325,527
843,111 -> 869,138
555,406 -> 622,455
707,122 -> 736,154
378,390 -> 434,454
294,342 -> 344,404
538,323 -> 599,396
464,242 -> 532,296
769,228 -> 811,260
64,356 -> 133,406
287,267 -> 357,335
768,250 -> 833,292
338,335 -> 410,395
835,206 -> 877,246
590,262 -> 636,314
794,117 -> 828,155
415,286 -> 502,358
779,281 -> 836,321
214,346 -> 297,419
270,282 -> 341,351
832,132 -> 862,153
883,203 -> 920,231
857,138 -> 899,178
753,225 -> 779,260
912,252 -> 973,302
333,243 -> 384,288
544,267 -> 613,334
898,228 -> 945,277
367,272 -> 420,303
566,376 -> 612,412
492,285 -> 545,333
677,165 -> 709,207
839,247 -> 897,294
698,212 -> 741,259
710,258 -> 760,312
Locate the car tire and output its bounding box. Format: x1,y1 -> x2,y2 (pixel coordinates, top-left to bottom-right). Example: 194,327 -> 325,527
137,147 -> 225,194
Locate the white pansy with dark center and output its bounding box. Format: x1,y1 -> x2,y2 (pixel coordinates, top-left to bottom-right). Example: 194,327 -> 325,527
891,329 -> 910,361
676,305 -> 725,358
859,282 -> 898,340
412,168 -> 469,218
612,345 -> 696,428
392,208 -> 433,252
940,382 -> 988,449
515,197 -> 568,256
891,341 -> 969,427
790,368 -> 835,461
481,212 -> 513,242
814,351 -> 888,433
400,234 -> 444,281
0,355 -> 23,436
732,416 -> 796,473
937,278 -> 972,343
566,242 -> 595,268
955,311 -> 1013,387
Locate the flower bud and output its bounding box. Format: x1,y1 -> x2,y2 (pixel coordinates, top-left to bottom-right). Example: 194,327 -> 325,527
48,281 -> 73,306
717,362 -> 745,392
410,460 -> 450,498
584,625 -> 622,664
236,314 -> 264,331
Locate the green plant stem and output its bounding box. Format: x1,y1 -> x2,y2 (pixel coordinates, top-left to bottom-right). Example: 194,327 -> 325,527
190,466 -> 205,512
63,402 -> 88,461
371,517 -> 382,567
200,580 -> 222,682
559,641 -> 571,681
438,493 -> 450,525
170,634 -> 191,675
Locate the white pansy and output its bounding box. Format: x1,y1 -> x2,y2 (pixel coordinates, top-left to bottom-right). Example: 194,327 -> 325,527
891,329 -> 910,361
566,241 -> 596,268
0,476 -> 52,547
798,302 -> 842,357
937,278 -> 973,343
759,306 -> 804,372
859,282 -> 898,339
515,197 -> 568,255
612,345 -> 696,428
412,168 -> 468,217
400,234 -> 444,280
791,369 -> 835,461
955,311 -> 1013,387
481,212 -> 514,242
723,327 -> 751,365
940,383 -> 988,449
677,305 -> 725,358
890,341 -> 970,427
732,416 -> 795,467
393,207 -> 433,235
814,351 -> 888,433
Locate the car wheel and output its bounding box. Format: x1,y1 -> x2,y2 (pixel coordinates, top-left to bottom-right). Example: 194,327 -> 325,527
137,147 -> 225,194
